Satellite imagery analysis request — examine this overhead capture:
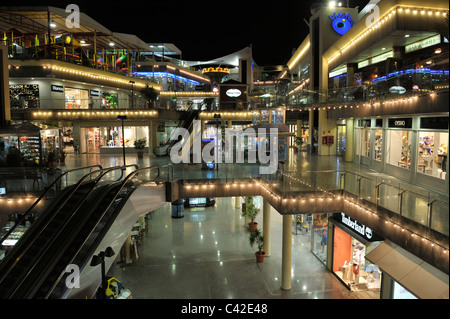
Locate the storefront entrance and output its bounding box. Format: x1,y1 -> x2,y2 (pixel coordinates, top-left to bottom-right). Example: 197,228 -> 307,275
336,124 -> 346,157
330,213 -> 384,298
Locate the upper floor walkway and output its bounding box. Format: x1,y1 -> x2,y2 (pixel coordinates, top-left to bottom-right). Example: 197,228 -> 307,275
1,150 -> 448,275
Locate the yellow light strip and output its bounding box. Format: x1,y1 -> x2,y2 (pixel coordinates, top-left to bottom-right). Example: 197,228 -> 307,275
287,40 -> 310,70
49,65 -> 161,90
160,91 -> 218,97
33,110 -> 158,119
327,6 -> 448,65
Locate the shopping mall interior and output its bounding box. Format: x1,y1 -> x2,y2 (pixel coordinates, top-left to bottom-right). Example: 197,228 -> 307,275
0,0 -> 448,303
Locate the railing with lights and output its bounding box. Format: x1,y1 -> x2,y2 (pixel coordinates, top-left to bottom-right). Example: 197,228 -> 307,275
166,162 -> 448,256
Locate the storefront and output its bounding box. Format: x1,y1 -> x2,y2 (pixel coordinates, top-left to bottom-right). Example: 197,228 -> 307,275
80,125 -> 148,154
329,212 -> 384,297
0,122 -> 60,166
311,212 -> 329,265
354,115 -> 448,186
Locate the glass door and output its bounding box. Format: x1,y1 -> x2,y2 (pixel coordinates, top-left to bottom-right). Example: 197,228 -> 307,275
337,125 -> 346,157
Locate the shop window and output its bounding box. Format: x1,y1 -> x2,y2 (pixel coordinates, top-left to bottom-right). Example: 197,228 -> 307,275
373,130 -> 382,161
417,131 -> 448,180
65,88 -> 89,109
357,129 -> 370,157
9,84 -> 40,109
312,213 -> 328,265
333,227 -> 382,294
386,130 -> 411,169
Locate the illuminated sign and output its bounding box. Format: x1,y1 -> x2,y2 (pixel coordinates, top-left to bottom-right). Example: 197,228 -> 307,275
329,12 -> 355,35
226,89 -> 242,98
51,85 -> 64,92
340,213 -> 373,240
357,51 -> 393,69
405,35 -> 441,53
389,86 -> 406,94
202,67 -> 230,75
329,66 -> 347,78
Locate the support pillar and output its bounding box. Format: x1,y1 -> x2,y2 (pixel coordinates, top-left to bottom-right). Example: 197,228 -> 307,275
148,120 -> 157,158
344,118 -> 354,162
281,214 -> 292,291
234,196 -> 241,209
263,198 -> 271,257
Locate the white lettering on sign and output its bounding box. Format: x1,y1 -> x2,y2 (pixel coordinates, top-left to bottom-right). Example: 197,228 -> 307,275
340,213 -> 373,239
395,120 -> 406,126
226,89 -> 242,98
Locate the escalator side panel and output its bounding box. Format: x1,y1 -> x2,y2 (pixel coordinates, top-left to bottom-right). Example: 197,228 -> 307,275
66,182 -> 166,299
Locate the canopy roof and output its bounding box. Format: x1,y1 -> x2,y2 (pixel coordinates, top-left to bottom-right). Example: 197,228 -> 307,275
0,6 -> 151,51
184,46 -> 253,68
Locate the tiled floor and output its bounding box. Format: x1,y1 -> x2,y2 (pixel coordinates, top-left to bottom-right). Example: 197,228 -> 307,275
107,196 -> 358,299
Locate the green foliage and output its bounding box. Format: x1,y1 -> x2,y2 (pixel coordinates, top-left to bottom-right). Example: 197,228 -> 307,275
249,228 -> 264,253
134,138 -> 147,150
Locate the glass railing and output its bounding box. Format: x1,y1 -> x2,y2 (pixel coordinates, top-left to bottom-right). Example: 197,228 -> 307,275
161,161 -> 448,236
0,165 -> 138,261
256,168 -> 449,237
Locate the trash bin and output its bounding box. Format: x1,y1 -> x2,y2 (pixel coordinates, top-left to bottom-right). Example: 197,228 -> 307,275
171,199 -> 184,218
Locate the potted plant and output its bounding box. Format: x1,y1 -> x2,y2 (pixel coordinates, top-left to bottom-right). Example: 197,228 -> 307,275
249,228 -> 265,263
294,136 -> 303,153
243,201 -> 259,231
59,150 -> 67,163
134,138 -> 147,159
45,150 -> 57,167
140,86 -> 159,109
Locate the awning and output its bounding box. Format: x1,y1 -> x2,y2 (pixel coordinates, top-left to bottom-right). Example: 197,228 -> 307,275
366,240 -> 449,299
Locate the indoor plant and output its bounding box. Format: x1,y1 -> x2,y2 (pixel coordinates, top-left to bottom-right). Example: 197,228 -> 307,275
249,228 -> 265,263
59,150 -> 67,163
45,150 -> 57,167
134,138 -> 147,158
294,136 -> 303,153
243,201 -> 259,231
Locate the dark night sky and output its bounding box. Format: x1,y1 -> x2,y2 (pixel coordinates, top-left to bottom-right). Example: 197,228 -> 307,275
3,0 -> 370,66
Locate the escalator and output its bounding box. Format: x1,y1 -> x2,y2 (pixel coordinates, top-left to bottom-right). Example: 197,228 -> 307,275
0,165 -> 165,299
154,105 -> 199,157
0,165 -> 138,299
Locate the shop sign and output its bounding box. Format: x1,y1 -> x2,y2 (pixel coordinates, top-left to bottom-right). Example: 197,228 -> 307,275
329,12 -> 355,35
389,86 -> 406,94
226,89 -> 242,98
90,90 -> 100,96
405,35 -> 441,54
340,213 -> 373,240
0,187 -> 5,195
51,85 -> 64,93
388,118 -> 412,128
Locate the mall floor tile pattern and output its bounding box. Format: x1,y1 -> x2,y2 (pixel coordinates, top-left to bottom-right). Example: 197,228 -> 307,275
106,197 -> 358,299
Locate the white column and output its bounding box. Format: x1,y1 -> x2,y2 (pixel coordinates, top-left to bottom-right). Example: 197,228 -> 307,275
281,214 -> 292,290
263,198 -> 271,257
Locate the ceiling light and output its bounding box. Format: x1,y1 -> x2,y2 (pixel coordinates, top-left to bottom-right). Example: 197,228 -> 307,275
109,42 -> 115,46
329,1 -> 336,7
381,47 -> 386,50
50,20 -> 56,28
404,34 -> 410,38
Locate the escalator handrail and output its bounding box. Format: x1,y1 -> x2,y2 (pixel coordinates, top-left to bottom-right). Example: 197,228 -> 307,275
42,165 -> 161,298
0,164 -> 103,247
158,104 -> 197,149
164,110 -> 199,156
0,165 -> 137,286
